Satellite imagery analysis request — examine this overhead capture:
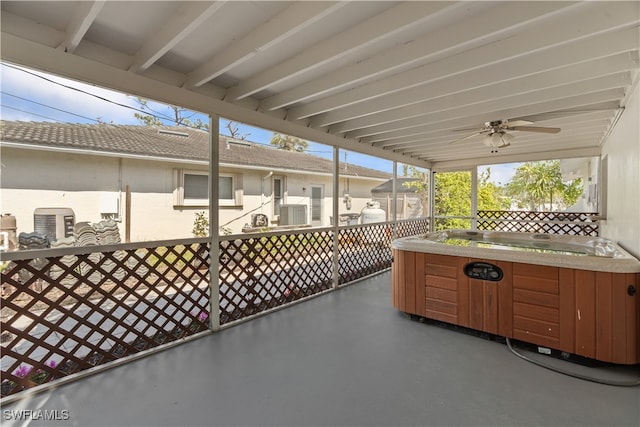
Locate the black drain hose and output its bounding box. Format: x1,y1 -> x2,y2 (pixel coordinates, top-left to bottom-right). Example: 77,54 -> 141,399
506,338 -> 640,387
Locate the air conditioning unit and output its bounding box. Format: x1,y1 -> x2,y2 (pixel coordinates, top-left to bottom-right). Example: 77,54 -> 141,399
279,204 -> 307,226
34,208 -> 75,242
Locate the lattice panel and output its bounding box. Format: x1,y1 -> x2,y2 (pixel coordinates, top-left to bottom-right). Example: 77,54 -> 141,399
477,210 -> 599,236
338,224 -> 392,285
218,231 -> 333,325
1,243 -> 211,397
395,218 -> 429,238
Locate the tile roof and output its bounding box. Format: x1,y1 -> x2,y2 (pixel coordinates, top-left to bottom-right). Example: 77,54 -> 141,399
0,121 -> 390,179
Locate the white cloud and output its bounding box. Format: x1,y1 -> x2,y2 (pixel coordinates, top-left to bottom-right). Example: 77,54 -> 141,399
1,64 -> 145,124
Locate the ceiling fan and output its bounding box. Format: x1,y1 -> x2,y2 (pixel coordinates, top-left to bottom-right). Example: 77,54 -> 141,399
449,119 -> 561,149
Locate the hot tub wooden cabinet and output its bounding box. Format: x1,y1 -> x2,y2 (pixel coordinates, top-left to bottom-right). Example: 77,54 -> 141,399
392,231 -> 640,365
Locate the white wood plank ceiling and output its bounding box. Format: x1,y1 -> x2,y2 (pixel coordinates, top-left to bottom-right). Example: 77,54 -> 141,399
1,1 -> 638,169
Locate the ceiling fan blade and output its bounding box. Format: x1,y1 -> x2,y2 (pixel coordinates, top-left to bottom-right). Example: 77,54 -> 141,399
510,126 -> 560,134
452,127 -> 485,132
448,131 -> 484,144
504,120 -> 533,127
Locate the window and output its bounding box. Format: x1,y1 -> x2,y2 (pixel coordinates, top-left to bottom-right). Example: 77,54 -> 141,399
273,176 -> 284,217
174,170 -> 242,206
218,176 -> 233,201
311,186 -> 322,223
184,173 -> 208,201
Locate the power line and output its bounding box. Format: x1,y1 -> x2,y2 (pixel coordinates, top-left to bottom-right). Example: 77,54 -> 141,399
1,62 -> 196,128
1,104 -> 95,123
1,62 -> 335,156
1,92 -> 100,123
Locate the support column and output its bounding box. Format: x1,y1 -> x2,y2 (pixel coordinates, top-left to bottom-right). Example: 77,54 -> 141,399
429,170 -> 436,232
392,161 -> 398,239
209,115 -> 221,331
332,146 -> 340,289
471,167 -> 478,230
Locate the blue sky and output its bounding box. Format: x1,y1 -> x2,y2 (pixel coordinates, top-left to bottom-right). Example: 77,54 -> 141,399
1,62 -> 516,181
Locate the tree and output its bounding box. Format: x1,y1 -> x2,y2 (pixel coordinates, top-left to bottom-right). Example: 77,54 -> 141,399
270,133 -> 308,152
478,168 -> 511,211
223,120 -> 250,140
402,167 -> 508,228
560,177 -> 583,208
133,97 -> 209,130
506,160 -> 583,211
434,171 -> 472,229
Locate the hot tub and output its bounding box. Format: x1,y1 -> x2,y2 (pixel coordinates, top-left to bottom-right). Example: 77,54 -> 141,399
392,230 -> 640,364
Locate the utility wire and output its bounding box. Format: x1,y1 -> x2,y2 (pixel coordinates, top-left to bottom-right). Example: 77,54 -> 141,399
2,63 -> 190,127
1,63 -> 334,156
1,104 -> 95,123
1,93 -> 99,123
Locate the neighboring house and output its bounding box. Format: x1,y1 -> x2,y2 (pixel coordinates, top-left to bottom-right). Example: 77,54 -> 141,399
0,121 -> 390,242
371,178 -> 426,220
560,156 -> 600,213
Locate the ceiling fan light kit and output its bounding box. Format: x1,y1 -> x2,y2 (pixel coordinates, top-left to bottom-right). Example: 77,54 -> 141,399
483,131 -> 514,148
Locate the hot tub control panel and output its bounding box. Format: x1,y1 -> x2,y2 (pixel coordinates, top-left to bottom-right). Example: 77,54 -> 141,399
464,262 -> 503,281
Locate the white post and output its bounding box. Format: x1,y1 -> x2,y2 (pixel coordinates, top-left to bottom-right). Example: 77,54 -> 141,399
209,115 -> 221,331
392,161 -> 398,239
429,170 -> 436,232
471,167 -> 478,230
332,146 -> 340,289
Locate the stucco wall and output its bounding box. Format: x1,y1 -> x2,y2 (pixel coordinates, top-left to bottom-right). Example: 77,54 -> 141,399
1,148 -> 122,235
600,82 -> 640,258
1,148 -> 386,243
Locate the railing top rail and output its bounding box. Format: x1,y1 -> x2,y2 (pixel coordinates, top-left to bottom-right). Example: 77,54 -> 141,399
221,218 -> 427,241
0,218 -> 430,261
0,236 -> 210,262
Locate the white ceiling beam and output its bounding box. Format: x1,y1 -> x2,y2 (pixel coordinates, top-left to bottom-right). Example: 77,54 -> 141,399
416,132 -> 605,155
404,125 -> 612,155
374,106 -> 619,150
262,1 -> 578,112
225,2 -> 453,102
255,1 -> 460,110
129,1 -> 227,74
326,53 -> 639,133
185,1 -> 346,89
385,117 -> 615,152
419,133 -> 604,156
1,11 -> 65,47
428,147 -> 602,171
290,2 -> 638,120
387,120 -> 614,153
344,72 -> 631,141
361,89 -> 624,145
409,143 -> 603,165
57,1 -> 105,54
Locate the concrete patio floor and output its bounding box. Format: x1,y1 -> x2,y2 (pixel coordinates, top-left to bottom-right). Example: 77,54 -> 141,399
2,271 -> 639,427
